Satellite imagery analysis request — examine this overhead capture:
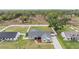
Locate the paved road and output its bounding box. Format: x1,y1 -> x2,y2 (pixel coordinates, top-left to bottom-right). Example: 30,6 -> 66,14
8,24 -> 49,27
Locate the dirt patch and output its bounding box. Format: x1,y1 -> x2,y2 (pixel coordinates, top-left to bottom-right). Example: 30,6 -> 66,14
68,16 -> 79,26
0,15 -> 48,25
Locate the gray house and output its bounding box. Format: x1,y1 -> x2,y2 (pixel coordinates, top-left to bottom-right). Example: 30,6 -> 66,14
0,32 -> 20,41
27,29 -> 52,43
61,32 -> 79,41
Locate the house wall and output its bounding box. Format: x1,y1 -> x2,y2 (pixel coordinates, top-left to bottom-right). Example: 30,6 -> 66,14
61,32 -> 68,41
0,38 -> 12,41
14,32 -> 20,40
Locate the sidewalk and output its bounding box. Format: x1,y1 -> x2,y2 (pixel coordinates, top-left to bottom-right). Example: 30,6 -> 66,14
51,27 -> 62,49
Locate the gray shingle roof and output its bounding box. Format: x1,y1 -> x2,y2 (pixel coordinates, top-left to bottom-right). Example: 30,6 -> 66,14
0,32 -> 18,39
27,29 -> 51,40
41,32 -> 51,40
63,32 -> 79,38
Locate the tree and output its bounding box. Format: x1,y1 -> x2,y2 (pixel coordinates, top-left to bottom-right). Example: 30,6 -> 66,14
48,15 -> 70,32
20,16 -> 29,23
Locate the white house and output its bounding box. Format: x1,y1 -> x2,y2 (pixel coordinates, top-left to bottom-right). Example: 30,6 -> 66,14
61,32 -> 79,41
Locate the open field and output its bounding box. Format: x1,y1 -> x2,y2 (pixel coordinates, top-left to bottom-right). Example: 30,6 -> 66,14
3,26 -> 28,33
30,26 -> 52,32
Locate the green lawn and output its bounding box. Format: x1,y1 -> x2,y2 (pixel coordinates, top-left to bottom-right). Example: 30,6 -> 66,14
30,26 -> 52,32
4,26 -> 28,33
0,41 -> 18,49
64,41 -> 79,49
19,40 -> 53,49
57,34 -> 66,49
18,35 -> 53,49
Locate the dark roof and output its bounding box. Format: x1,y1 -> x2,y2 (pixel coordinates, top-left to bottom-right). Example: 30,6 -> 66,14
27,29 -> 51,40
0,32 -> 18,39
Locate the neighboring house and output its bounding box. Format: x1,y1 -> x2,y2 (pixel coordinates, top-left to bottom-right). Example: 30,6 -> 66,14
61,32 -> 79,41
0,32 -> 20,41
27,29 -> 52,43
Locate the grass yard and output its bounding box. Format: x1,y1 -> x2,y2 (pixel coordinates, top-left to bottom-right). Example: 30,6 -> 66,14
64,41 -> 79,49
18,36 -> 53,49
4,26 -> 28,33
57,34 -> 66,49
30,26 -> 52,32
0,41 -> 17,49
24,40 -> 53,49
23,40 -> 53,49
0,35 -> 53,49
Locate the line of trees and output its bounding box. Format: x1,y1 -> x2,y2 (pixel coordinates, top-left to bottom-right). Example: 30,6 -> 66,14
0,10 -> 78,21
